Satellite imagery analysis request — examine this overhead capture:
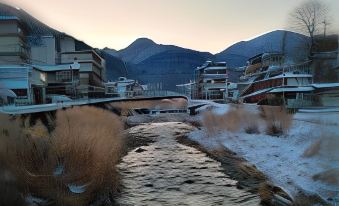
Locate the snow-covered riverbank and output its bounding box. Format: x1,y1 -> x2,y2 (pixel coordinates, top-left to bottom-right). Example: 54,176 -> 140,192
188,102 -> 339,204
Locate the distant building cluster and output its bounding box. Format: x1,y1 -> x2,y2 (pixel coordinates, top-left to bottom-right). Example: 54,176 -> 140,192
0,14 -> 109,104
187,46 -> 339,108
1,3 -> 339,109
0,6 -> 144,105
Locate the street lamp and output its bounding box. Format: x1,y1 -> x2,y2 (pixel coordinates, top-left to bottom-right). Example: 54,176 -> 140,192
70,58 -> 80,99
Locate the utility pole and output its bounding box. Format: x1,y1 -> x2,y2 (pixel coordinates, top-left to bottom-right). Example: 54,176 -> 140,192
70,64 -> 74,98
322,19 -> 330,37
225,76 -> 228,103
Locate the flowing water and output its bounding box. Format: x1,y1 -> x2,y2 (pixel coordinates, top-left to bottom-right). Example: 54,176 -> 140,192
116,122 -> 260,206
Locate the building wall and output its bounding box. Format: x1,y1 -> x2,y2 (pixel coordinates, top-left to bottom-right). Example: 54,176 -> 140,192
31,69 -> 47,86
80,73 -> 89,85
60,36 -> 75,53
30,36 -> 56,65
0,56 -> 24,65
0,66 -> 32,104
0,20 -> 28,65
61,52 -> 93,63
287,77 -> 312,86
61,51 -> 105,87
46,70 -> 79,84
0,21 -> 18,34
0,19 -> 26,36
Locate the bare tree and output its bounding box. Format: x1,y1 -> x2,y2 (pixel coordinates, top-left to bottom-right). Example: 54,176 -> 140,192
289,0 -> 330,57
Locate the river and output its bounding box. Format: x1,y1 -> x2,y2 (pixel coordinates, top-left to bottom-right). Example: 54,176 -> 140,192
116,122 -> 261,206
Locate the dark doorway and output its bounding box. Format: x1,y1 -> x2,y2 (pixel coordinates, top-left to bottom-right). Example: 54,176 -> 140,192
33,87 -> 43,104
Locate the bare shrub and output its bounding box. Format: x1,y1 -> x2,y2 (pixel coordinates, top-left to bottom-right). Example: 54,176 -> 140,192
202,105 -> 292,137
260,106 -> 293,136
242,108 -> 260,134
51,106 -> 124,204
303,139 -> 322,157
303,133 -> 339,160
222,108 -> 243,132
313,169 -> 339,185
244,125 -> 260,134
0,106 -> 124,205
202,110 -> 221,135
202,105 -> 261,136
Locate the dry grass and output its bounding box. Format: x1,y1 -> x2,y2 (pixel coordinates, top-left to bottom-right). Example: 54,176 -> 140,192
201,105 -> 292,137
259,106 -> 293,136
0,106 -> 124,205
202,105 -> 260,135
238,162 -> 266,179
109,98 -> 188,116
258,182 -> 293,205
302,139 -> 322,158
258,182 -> 274,203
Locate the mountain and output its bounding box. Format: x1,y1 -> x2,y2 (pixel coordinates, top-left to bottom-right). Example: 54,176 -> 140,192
104,38 -> 214,90
104,31 -> 309,90
117,38 -> 202,64
215,30 -> 309,67
100,50 -> 127,82
127,49 -> 213,90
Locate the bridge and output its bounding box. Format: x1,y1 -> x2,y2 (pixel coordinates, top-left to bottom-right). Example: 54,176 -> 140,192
0,95 -> 190,115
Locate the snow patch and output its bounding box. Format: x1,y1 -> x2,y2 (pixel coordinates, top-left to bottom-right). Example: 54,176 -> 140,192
188,105 -> 339,203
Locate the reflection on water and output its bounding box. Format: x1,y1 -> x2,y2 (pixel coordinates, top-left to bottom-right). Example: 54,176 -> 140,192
117,123 -> 260,206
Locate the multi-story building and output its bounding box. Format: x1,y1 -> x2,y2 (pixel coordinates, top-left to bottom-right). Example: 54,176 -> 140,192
61,49 -> 105,87
0,16 -> 29,65
32,63 -> 80,98
0,63 -> 80,105
105,77 -> 143,98
0,5 -> 107,100
0,65 -> 47,104
194,61 -> 229,101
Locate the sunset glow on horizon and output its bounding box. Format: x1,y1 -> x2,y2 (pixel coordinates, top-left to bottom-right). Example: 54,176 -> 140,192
2,0 -> 339,53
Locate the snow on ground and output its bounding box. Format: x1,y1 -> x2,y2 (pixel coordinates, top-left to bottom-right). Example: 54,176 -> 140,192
188,101 -> 339,203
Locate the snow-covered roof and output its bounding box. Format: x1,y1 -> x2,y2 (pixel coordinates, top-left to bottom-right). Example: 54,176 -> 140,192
33,63 -> 80,72
269,87 -> 314,93
204,66 -> 227,71
176,82 -> 196,87
202,74 -> 228,77
240,88 -> 272,99
270,73 -> 313,80
311,83 -> 339,89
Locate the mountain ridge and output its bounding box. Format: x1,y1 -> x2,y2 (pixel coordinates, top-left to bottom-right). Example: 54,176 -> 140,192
103,30 -> 309,90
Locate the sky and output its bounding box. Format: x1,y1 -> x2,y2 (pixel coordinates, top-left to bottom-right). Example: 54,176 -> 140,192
2,0 -> 339,54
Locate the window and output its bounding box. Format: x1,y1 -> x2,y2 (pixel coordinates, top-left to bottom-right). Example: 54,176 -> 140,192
12,89 -> 28,98
56,71 -> 72,81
